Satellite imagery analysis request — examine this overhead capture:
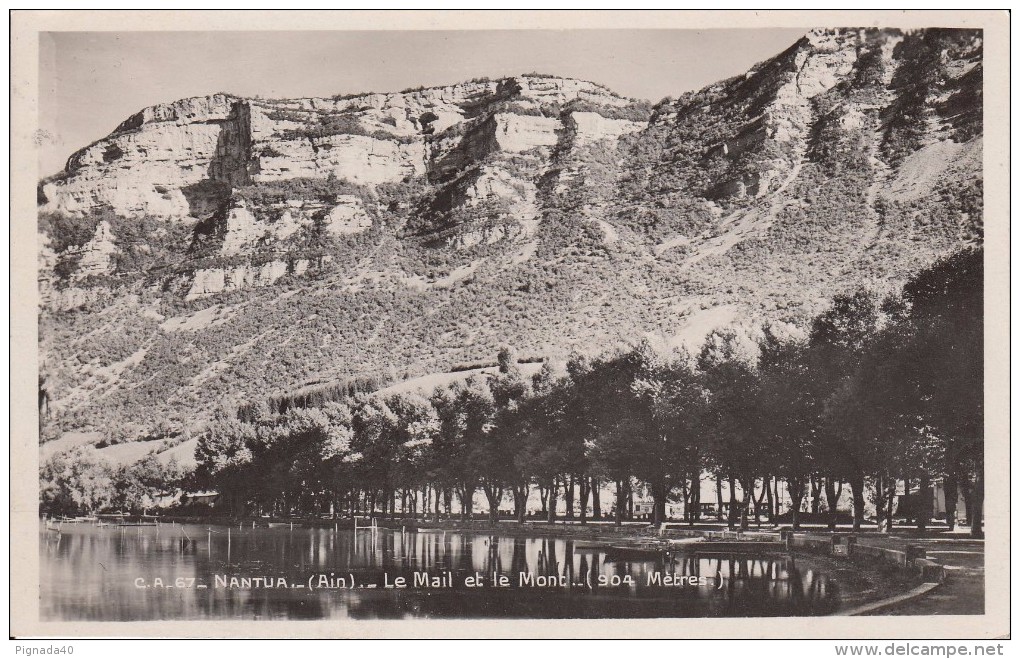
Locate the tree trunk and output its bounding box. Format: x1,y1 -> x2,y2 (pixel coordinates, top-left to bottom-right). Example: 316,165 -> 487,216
614,479 -> 625,527
849,474 -> 865,532
547,476 -> 558,524
787,477 -> 805,531
578,476 -> 590,525
810,476 -> 821,515
874,475 -> 887,532
917,474 -> 931,531
764,476 -> 775,523
902,476 -> 911,524
626,481 -> 634,520
753,478 -> 767,528
943,473 -> 959,532
884,479 -> 896,532
738,477 -> 752,531
591,477 -> 601,520
538,484 -> 548,516
459,482 -> 475,520
969,470 -> 983,539
482,481 -> 502,525
679,478 -> 691,523
774,478 -> 782,520
564,474 -> 575,520
651,479 -> 667,528
513,482 -> 529,524
691,470 -> 701,523
727,476 -> 738,530
715,477 -> 724,521
824,478 -> 839,531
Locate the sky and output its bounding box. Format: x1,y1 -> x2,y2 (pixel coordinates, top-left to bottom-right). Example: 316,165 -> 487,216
38,29 -> 805,176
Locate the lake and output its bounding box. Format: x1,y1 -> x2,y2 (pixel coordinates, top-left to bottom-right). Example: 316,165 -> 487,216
40,521 -> 856,620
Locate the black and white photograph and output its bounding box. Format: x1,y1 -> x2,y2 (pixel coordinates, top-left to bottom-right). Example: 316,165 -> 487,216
9,9 -> 1009,642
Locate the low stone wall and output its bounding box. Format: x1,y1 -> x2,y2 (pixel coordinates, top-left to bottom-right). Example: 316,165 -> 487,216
660,526 -> 947,584
785,531 -> 947,583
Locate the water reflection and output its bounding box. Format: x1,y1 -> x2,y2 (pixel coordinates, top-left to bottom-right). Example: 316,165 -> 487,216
41,523 -> 840,620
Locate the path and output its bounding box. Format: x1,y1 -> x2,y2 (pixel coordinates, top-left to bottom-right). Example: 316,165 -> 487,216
661,149 -> 807,266
856,535 -> 985,616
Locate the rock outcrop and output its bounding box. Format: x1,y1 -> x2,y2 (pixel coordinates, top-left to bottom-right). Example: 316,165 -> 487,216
567,112 -> 644,147
40,74 -> 649,298
186,261 -> 290,300
41,95 -> 242,219
71,220 -> 117,278
650,28 -> 982,201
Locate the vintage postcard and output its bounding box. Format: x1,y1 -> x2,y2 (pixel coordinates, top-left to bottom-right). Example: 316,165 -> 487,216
9,10 -> 1010,640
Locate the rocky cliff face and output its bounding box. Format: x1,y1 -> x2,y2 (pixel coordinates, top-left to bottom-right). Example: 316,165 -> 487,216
40,73 -> 649,302
41,76 -> 633,218
38,29 -> 983,436
41,95 -> 241,218
646,28 -> 982,203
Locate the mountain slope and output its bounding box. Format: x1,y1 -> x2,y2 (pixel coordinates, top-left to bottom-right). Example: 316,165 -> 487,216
38,28 -> 983,441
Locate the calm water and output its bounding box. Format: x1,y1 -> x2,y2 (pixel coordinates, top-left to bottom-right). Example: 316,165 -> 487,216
41,522 -> 846,620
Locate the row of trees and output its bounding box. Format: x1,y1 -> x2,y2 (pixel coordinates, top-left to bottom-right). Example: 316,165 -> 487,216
40,448 -> 186,516
190,248 -> 982,537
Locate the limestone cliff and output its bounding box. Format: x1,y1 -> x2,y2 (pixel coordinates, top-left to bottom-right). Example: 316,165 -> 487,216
40,74 -> 650,301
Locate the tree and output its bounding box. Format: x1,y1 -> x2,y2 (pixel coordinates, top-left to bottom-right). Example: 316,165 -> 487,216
429,376 -> 495,520
350,396 -> 402,517
114,454 -> 186,513
699,329 -> 768,531
629,343 -> 705,528
576,351 -> 638,527
466,374 -> 514,524
757,328 -> 816,531
502,390 -> 537,523
386,393 -> 439,518
195,410 -> 257,516
903,249 -> 982,537
518,361 -> 572,523
428,385 -> 464,518
556,356 -> 599,524
810,291 -> 881,531
40,446 -> 117,515
876,248 -> 984,536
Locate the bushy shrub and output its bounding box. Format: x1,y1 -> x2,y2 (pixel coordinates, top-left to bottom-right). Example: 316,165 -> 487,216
280,114 -> 368,141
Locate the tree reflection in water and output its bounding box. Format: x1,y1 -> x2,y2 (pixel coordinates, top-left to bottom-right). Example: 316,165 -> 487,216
41,524 -> 842,620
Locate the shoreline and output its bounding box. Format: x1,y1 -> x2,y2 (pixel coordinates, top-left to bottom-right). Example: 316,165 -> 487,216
41,515 -> 980,616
